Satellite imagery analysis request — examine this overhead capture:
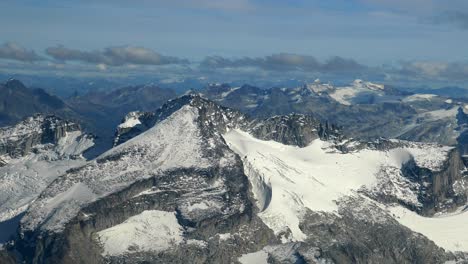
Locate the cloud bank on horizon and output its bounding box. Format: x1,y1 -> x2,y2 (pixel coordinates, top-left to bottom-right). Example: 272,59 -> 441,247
0,0 -> 467,86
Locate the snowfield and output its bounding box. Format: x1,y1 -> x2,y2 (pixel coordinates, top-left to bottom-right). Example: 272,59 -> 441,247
402,94 -> 438,102
224,129 -> 456,243
238,249 -> 269,264
390,206 -> 468,252
97,210 -> 184,256
328,79 -> 386,105
328,87 -> 359,105
420,107 -> 459,121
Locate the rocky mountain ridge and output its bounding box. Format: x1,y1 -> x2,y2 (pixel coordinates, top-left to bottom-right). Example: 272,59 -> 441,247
198,81 -> 468,158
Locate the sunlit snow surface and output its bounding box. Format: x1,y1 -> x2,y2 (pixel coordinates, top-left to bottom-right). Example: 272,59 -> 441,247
402,94 -> 438,102
225,130 -> 384,240
117,111 -> 142,129
238,249 -> 269,264
97,210 -> 183,256
328,79 -> 386,105
224,129 -> 456,244
390,206 -> 468,252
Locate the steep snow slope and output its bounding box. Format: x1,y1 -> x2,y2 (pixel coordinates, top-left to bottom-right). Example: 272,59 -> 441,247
224,129 -> 457,243
20,105 -> 215,232
390,206 -> 468,252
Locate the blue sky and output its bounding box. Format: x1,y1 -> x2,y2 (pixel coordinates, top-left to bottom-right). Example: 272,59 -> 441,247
0,0 -> 468,86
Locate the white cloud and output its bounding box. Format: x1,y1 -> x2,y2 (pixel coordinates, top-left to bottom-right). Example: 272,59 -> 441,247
0,42 -> 43,62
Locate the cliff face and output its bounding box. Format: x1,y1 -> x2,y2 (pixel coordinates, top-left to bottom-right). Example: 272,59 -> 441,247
394,147 -> 466,215
0,115 -> 82,158
248,114 -> 341,147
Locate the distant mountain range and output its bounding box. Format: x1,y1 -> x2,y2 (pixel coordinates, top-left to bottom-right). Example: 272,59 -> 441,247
0,79 -> 176,156
1,78 -> 467,157
198,80 -> 468,155
0,79 -> 76,126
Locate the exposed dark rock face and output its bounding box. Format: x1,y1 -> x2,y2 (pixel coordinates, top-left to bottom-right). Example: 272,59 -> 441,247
0,115 -> 82,158
249,114 -> 342,147
456,107 -> 468,156
401,148 -> 467,215
298,197 -> 454,264
351,138 -> 468,216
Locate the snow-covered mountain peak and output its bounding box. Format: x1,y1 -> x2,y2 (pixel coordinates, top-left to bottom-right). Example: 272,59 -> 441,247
352,79 -> 385,90
20,101 -> 247,233
306,79 -> 334,94
114,94 -> 250,146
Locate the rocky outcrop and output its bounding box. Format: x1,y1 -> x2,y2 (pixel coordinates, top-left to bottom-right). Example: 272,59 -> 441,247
298,197 -> 454,264
14,168 -> 277,264
249,114 -> 341,147
0,115 -> 82,158
113,111 -> 155,146
401,148 -> 467,215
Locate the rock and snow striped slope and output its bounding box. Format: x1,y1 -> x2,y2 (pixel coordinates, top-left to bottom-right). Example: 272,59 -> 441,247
20,105 -> 223,233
